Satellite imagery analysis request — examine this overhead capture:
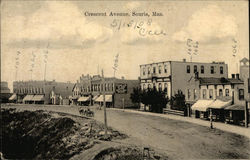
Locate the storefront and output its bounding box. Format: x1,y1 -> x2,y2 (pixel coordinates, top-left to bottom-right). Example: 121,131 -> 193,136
77,96 -> 90,106
94,94 -> 113,107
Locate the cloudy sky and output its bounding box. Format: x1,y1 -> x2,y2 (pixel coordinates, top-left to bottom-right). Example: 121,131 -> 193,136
1,0 -> 249,90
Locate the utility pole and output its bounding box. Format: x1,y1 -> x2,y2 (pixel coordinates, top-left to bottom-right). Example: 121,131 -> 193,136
101,69 -> 108,138
210,108 -> 213,129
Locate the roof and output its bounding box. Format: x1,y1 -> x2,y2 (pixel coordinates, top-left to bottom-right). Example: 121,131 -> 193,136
199,77 -> 244,85
240,57 -> 249,63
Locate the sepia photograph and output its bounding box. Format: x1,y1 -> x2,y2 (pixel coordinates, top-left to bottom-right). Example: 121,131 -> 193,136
0,0 -> 249,159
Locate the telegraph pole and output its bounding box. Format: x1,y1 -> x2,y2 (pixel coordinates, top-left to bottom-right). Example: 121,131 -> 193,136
101,69 -> 108,137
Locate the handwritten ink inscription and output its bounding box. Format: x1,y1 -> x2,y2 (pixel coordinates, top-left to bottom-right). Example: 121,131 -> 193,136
110,19 -> 166,36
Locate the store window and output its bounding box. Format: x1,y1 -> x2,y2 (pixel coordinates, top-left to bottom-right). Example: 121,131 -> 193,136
194,65 -> 197,73
148,84 -> 151,89
239,89 -> 244,100
187,65 -> 190,73
158,83 -> 162,91
202,89 -> 207,99
201,65 -> 204,74
225,89 -> 229,96
164,83 -> 168,94
209,89 -> 213,99
219,89 -> 223,96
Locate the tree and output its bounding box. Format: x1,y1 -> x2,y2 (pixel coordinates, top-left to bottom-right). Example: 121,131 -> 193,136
170,90 -> 186,111
130,87 -> 142,109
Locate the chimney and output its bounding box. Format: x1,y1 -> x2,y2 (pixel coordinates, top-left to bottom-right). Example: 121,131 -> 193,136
231,74 -> 235,79
183,59 -> 186,62
236,74 -> 240,80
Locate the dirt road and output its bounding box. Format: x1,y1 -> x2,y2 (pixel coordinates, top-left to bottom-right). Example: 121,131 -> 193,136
2,104 -> 250,159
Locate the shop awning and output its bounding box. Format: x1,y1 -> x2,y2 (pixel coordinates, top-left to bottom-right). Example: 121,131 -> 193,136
224,105 -> 245,111
23,95 -> 34,101
9,94 -> 17,100
208,99 -> 232,109
191,100 -> 214,112
92,95 -> 99,101
78,96 -> 90,102
95,95 -> 112,102
32,95 -> 44,101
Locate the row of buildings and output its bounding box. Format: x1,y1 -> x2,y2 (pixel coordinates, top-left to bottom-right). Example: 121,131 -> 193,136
6,58 -> 249,117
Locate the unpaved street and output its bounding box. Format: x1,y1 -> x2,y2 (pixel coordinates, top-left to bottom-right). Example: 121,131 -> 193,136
2,104 -> 250,159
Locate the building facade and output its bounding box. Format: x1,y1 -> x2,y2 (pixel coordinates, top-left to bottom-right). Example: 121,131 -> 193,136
12,80 -> 74,104
72,74 -> 139,108
140,59 -> 228,103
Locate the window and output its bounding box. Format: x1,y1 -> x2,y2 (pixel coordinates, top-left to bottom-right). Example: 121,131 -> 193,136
143,84 -> 146,90
104,84 -> 107,91
187,65 -> 190,73
225,89 -> 229,96
187,89 -> 191,100
164,65 -> 167,73
239,89 -> 244,100
194,65 -> 197,73
201,65 -> 204,74
210,66 -> 214,74
194,89 -> 197,100
148,84 -> 151,89
143,68 -> 146,75
148,67 -> 151,74
219,89 -> 223,96
111,83 -> 114,91
159,66 -> 162,74
164,83 -> 168,94
153,83 -> 156,89
202,89 -> 207,99
220,66 -> 223,74
153,67 -> 156,74
158,83 -> 162,91
209,89 -> 213,99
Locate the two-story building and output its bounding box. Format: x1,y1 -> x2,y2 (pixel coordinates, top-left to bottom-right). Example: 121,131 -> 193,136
140,59 -> 228,104
72,74 -> 140,108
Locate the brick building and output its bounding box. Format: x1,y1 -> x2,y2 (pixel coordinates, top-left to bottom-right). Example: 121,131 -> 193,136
12,80 -> 74,104
72,74 -> 139,108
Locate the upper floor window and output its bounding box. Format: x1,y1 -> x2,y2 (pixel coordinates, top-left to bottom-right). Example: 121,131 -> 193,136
210,66 -> 214,74
194,65 -> 197,73
164,65 -> 167,73
220,66 -> 223,74
153,67 -> 156,74
143,68 -> 146,75
187,65 -> 190,73
201,66 -> 204,74
209,89 -> 213,99
239,89 -> 244,100
159,66 -> 162,74
219,89 -> 223,96
148,67 -> 151,74
225,89 -> 229,96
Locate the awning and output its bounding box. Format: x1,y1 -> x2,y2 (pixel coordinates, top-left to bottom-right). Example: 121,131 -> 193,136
191,100 -> 214,112
224,105 -> 245,111
23,95 -> 34,101
9,94 -> 17,100
32,95 -> 44,101
92,95 -> 99,101
208,99 -> 232,109
78,96 -> 90,102
95,95 -> 112,102
71,96 -> 79,99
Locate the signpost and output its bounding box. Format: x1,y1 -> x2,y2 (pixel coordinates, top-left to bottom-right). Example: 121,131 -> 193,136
101,69 -> 108,138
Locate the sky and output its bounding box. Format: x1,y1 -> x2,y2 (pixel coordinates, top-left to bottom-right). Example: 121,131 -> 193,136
1,0 -> 249,91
